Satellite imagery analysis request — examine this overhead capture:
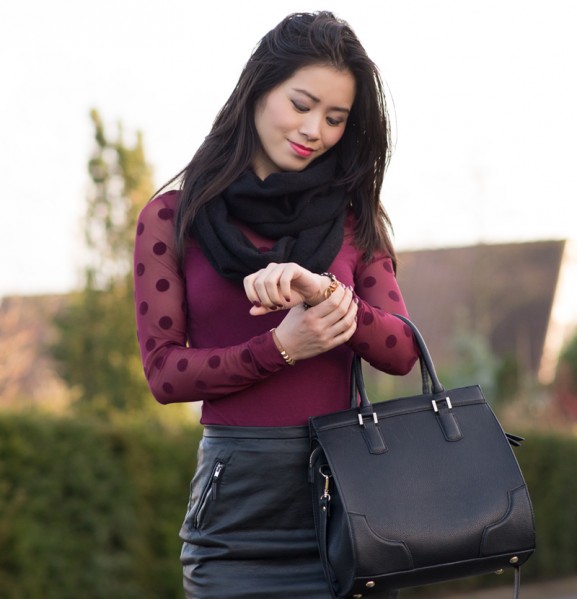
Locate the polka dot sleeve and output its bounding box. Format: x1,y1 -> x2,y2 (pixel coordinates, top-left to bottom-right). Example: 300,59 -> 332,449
347,254 -> 419,375
133,193 -> 286,405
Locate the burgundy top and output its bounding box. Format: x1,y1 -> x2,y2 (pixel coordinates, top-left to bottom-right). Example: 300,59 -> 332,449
134,191 -> 418,426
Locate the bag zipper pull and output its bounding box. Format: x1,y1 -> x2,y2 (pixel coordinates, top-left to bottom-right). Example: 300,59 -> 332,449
319,466 -> 332,514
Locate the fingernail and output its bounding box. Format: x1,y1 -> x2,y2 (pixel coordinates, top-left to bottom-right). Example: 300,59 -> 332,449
253,301 -> 261,307
270,306 -> 277,311
284,297 -> 291,303
276,304 -> 283,309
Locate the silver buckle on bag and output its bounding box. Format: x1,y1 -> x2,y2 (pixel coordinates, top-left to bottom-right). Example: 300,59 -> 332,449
358,412 -> 379,426
432,397 -> 452,412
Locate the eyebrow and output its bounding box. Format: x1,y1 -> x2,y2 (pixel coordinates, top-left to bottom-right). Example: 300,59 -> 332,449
292,88 -> 351,114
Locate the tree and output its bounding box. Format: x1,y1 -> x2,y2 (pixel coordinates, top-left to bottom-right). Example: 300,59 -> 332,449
52,110 -> 157,417
84,110 -> 152,287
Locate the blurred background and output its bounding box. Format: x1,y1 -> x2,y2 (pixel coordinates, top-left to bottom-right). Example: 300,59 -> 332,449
1,1 -> 576,597
2,0 -> 577,296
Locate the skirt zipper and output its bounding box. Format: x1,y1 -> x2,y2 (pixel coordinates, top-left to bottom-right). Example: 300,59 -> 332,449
193,460 -> 225,529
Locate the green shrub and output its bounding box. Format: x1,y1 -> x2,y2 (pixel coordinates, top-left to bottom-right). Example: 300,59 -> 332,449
0,413 -> 201,599
516,433 -> 577,579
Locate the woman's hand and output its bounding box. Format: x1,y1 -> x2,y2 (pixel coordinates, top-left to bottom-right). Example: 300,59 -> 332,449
273,284 -> 358,361
244,262 -> 331,315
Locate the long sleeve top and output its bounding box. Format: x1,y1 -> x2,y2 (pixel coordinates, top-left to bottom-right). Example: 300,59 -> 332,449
133,191 -> 419,426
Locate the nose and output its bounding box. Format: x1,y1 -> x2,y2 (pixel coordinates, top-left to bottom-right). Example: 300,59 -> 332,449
299,113 -> 321,142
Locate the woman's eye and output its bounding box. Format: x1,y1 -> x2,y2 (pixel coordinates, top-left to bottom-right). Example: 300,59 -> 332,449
327,116 -> 343,126
291,100 -> 309,113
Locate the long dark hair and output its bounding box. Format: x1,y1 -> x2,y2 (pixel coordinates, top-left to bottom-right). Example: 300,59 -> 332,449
166,11 -> 396,268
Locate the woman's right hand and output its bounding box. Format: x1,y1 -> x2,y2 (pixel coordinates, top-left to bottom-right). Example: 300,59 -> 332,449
244,262 -> 336,315
274,284 -> 358,361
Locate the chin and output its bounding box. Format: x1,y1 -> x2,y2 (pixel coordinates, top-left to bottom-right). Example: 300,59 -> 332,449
283,156 -> 317,172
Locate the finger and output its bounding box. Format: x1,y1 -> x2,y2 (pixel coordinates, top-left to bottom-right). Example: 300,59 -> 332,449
263,272 -> 285,308
251,264 -> 282,309
314,316 -> 357,353
243,274 -> 262,309
333,318 -> 358,344
244,267 -> 283,311
306,283 -> 346,317
336,302 -> 359,336
244,272 -> 274,312
323,294 -> 358,341
270,262 -> 303,307
327,302 -> 358,341
278,264 -> 300,304
249,307 -> 277,316
317,286 -> 355,327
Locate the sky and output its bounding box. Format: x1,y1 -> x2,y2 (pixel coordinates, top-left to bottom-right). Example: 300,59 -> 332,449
1,0 -> 576,297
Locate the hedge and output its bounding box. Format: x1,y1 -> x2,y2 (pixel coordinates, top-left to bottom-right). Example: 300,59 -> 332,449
0,413 -> 201,599
0,412 -> 575,598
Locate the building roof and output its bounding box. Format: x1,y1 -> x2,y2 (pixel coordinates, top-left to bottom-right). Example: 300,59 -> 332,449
396,240 -> 567,377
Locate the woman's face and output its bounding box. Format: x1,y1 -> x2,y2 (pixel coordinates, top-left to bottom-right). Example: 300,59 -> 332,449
252,64 -> 356,180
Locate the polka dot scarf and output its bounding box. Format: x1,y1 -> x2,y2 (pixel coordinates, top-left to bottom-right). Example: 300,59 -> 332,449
191,153 -> 350,283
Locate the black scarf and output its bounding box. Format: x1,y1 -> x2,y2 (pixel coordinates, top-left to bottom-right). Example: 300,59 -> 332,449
192,154 -> 349,283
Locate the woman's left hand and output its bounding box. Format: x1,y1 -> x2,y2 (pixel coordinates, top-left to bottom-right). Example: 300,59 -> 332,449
244,263 -> 329,315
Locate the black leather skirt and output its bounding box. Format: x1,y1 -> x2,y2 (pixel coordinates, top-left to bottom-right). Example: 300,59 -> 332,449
179,425 -> 400,599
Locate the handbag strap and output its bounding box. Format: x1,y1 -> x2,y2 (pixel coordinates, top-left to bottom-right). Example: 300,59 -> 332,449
513,567 -> 520,599
349,353 -> 370,409
350,315 -> 444,409
393,314 -> 444,394
317,496 -> 338,599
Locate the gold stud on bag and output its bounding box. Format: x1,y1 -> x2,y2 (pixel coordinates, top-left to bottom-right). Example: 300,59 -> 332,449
308,315 -> 536,598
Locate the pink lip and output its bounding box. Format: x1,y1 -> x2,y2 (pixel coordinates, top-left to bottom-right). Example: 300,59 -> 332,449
288,140 -> 314,158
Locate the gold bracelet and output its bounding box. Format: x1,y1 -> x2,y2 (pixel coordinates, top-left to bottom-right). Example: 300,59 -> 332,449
270,328 -> 296,366
320,272 -> 340,300
303,272 -> 340,310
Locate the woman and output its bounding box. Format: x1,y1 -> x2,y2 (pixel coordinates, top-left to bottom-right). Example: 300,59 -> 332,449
134,11 -> 418,599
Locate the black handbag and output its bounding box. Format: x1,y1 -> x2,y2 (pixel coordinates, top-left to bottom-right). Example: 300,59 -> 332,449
308,315 -> 535,599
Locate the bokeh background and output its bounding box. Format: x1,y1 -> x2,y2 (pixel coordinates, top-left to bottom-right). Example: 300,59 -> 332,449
2,0 -> 577,296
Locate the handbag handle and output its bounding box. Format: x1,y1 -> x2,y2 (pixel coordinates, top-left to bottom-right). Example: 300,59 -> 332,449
350,314 -> 445,409
394,314 -> 444,394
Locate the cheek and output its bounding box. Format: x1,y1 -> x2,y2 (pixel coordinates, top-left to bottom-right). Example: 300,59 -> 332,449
255,101 -> 277,140
324,127 -> 347,149
269,106 -> 296,134
259,96 -> 293,135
